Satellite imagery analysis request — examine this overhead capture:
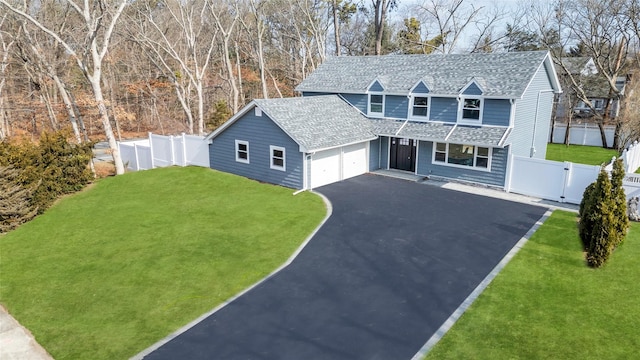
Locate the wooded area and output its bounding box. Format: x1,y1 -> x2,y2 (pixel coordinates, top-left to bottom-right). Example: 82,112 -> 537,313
0,0 -> 639,173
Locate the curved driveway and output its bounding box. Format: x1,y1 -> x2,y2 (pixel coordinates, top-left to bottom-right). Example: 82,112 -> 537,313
143,175 -> 548,360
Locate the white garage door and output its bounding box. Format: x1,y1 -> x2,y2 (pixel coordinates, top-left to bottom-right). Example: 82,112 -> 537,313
342,142 -> 368,180
310,147 -> 341,188
310,143 -> 368,189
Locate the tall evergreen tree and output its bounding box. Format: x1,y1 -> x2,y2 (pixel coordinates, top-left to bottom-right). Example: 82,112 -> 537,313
585,169 -> 616,268
610,158 -> 629,246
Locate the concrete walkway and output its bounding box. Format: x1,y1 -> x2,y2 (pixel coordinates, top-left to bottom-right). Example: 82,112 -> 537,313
0,305 -> 53,360
373,169 -> 579,213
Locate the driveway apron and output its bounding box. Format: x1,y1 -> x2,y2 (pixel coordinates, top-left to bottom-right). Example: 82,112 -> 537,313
144,174 -> 548,360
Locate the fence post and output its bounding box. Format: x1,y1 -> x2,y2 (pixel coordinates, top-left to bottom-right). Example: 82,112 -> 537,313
505,154 -> 514,192
148,132 -> 155,169
133,144 -> 140,171
181,133 -> 188,166
629,140 -> 640,172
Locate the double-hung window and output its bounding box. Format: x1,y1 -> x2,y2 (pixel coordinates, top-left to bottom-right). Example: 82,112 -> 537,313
433,142 -> 491,170
461,97 -> 482,122
411,96 -> 429,119
235,140 -> 249,163
270,145 -> 286,171
368,94 -> 384,117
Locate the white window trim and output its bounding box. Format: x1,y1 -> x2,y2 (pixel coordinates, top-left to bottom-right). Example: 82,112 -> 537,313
270,145 -> 286,171
409,94 -> 430,121
235,140 -> 249,164
458,96 -> 484,124
432,142 -> 492,172
368,93 -> 385,118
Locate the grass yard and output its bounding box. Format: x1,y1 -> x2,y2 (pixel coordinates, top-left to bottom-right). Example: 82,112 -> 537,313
546,143 -> 619,165
0,167 -> 326,359
425,211 -> 640,359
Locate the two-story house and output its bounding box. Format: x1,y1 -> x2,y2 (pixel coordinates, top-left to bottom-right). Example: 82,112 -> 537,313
555,56 -> 627,120
206,51 -> 561,190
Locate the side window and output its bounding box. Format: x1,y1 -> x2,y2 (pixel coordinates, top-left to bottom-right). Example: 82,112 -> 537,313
270,145 -> 286,171
235,140 -> 249,163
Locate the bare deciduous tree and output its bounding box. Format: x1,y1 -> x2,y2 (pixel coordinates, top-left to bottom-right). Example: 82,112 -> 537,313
415,0 -> 484,54
0,13 -> 15,140
131,0 -> 218,135
0,0 -> 128,174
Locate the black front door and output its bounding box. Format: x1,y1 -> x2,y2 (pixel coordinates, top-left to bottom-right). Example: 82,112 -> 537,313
390,137 -> 416,172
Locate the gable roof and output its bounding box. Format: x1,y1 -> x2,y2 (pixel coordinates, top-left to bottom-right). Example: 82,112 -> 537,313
206,95 -> 376,152
296,51 -> 560,98
559,57 -> 597,76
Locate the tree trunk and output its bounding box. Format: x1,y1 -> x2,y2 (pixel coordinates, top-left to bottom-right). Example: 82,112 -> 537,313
0,95 -> 7,140
53,79 -> 82,143
597,121 -> 609,148
564,115 -> 572,145
257,34 -> 268,99
88,72 -> 124,175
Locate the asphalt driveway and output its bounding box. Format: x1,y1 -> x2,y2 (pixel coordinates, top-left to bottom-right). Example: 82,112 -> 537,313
142,174 -> 548,360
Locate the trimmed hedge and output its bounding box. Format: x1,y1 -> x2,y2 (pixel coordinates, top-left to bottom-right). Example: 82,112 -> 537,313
0,131 -> 93,232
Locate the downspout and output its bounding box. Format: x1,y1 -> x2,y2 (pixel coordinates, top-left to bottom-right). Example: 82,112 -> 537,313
531,90 -> 555,158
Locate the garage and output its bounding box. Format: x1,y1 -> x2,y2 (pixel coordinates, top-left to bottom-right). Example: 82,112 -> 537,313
310,142 -> 368,189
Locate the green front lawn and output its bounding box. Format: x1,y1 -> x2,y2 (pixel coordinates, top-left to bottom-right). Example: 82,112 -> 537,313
546,143 -> 619,165
425,211 -> 640,359
0,167 -> 326,359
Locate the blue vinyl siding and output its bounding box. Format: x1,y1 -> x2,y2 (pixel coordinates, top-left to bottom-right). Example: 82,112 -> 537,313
511,64 -> 555,159
369,138 -> 381,171
430,97 -> 457,123
416,141 -> 509,187
209,109 -> 303,189
483,99 -> 511,126
463,83 -> 483,95
340,93 -> 368,113
384,95 -> 409,119
412,82 -> 430,94
380,137 -> 389,169
369,80 -> 385,92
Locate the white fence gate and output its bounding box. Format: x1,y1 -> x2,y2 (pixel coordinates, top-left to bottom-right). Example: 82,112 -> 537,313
118,133 -> 209,172
507,156 -> 601,204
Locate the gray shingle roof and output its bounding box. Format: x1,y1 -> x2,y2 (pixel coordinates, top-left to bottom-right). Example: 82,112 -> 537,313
296,51 -> 553,98
253,96 -> 375,152
368,118 -> 510,147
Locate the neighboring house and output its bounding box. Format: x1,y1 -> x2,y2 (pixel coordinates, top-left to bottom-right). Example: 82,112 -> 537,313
555,56 -> 627,120
206,50 -> 561,190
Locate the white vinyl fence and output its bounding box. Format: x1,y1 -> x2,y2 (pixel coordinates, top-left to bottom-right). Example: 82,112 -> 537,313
550,123 -> 615,147
506,156 -> 601,204
118,133 -> 209,171
507,140 -> 640,205
619,141 -> 640,173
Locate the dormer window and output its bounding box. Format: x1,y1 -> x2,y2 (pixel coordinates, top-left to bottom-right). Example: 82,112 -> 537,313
463,98 -> 481,119
368,94 -> 384,117
411,96 -> 429,119
460,97 -> 483,123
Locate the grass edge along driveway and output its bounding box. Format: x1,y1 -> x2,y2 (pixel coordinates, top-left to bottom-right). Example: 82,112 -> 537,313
0,167 -> 326,360
425,210 -> 640,359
